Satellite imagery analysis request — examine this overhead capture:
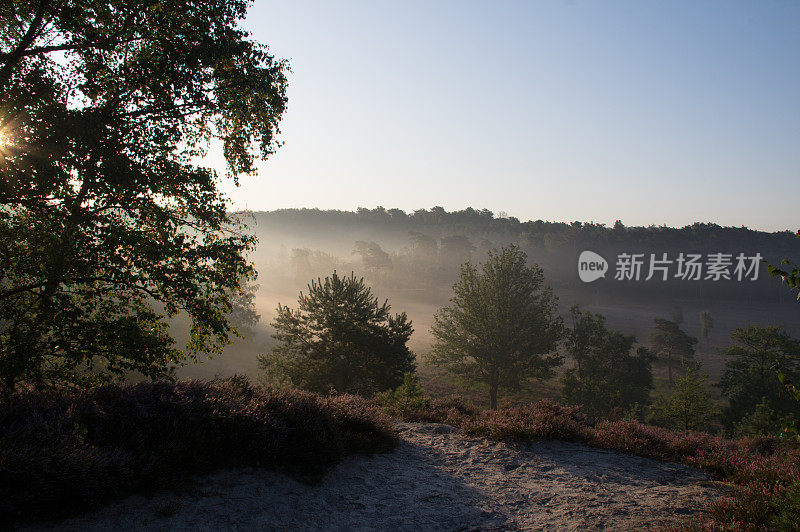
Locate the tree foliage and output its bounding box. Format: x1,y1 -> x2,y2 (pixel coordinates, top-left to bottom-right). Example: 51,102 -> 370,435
766,229 -> 800,441
734,397 -> 783,438
0,0 -> 288,388
378,371 -> 429,413
650,318 -> 698,384
429,245 -> 563,409
353,240 -> 392,272
766,229 -> 800,299
652,362 -> 718,432
561,306 -> 655,418
259,271 -> 415,395
718,326 -> 800,426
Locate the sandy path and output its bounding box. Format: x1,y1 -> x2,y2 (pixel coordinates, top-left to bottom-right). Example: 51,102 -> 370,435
30,423 -> 717,531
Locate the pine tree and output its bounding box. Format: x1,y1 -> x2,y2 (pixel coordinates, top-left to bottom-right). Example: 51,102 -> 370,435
259,272 -> 414,395
653,362 -> 718,431
429,245 -> 563,409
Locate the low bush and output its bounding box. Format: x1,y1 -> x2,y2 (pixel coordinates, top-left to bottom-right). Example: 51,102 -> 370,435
0,377 -> 396,526
383,394 -> 480,425
462,400 -> 588,443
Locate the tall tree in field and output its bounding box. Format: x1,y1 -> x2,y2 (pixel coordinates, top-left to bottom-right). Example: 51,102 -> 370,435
650,319 -> 698,384
561,306 -> 655,418
0,0 -> 288,389
259,272 -> 415,395
429,245 -> 563,409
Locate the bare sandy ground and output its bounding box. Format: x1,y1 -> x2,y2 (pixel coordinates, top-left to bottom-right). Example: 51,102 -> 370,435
29,423 -> 718,531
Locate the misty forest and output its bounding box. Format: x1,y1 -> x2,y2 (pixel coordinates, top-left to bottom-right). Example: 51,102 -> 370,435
2,1 -> 800,530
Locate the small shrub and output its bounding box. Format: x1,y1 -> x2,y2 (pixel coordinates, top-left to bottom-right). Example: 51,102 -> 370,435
379,372 -> 430,417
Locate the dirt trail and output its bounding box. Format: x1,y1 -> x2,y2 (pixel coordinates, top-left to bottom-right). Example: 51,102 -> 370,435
31,423 -> 718,531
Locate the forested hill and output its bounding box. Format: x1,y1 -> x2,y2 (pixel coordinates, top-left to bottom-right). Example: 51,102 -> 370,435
247,207 -> 798,253
242,207 -> 800,349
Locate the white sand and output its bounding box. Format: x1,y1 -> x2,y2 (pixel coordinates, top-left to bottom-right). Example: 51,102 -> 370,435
29,422 -> 717,531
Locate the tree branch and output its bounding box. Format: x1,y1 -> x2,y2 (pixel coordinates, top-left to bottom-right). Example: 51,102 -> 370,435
0,0 -> 53,89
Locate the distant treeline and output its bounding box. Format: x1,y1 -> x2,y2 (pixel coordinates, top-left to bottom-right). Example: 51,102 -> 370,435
247,206 -> 799,251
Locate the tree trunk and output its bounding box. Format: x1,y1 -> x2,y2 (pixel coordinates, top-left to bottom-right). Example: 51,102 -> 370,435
489,382 -> 498,410
667,351 -> 673,384
0,0 -> 52,88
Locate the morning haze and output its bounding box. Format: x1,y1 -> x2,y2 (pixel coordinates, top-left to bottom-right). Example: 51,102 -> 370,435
4,1 -> 800,528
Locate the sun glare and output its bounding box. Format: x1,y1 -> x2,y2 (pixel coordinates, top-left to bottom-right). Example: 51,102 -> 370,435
0,129 -> 11,150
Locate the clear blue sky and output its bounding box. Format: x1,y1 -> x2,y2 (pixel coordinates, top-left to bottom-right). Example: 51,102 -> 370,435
211,0 -> 800,231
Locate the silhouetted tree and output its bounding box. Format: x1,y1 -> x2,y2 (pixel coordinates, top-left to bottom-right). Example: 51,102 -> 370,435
408,231 -> 438,257
260,272 -> 414,395
429,245 -> 563,409
0,0 -> 287,389
228,282 -> 260,337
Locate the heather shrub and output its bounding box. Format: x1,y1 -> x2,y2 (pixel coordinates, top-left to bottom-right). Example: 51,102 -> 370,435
708,482 -> 780,530
771,481 -> 800,530
0,378 -> 397,526
386,394 -> 480,425
463,400 -> 588,443
324,393 -> 398,454
386,393 -> 800,529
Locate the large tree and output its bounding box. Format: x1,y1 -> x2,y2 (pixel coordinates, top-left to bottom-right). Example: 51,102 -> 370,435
429,245 -> 563,409
561,306 -> 655,418
259,271 -> 415,395
0,0 -> 287,389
